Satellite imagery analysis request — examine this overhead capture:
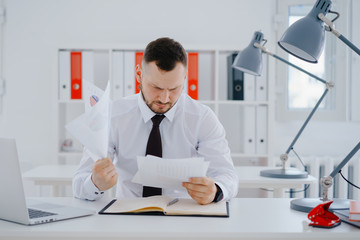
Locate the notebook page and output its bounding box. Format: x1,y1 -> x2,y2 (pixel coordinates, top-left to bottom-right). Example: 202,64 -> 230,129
103,196 -> 171,213
165,198 -> 227,216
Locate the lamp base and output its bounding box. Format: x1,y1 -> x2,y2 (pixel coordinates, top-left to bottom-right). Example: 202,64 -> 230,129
260,168 -> 308,179
291,198 -> 350,213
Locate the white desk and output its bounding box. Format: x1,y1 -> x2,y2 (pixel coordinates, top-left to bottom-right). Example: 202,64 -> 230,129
236,166 -> 317,197
0,197 -> 358,240
23,165 -> 78,197
24,165 -> 317,198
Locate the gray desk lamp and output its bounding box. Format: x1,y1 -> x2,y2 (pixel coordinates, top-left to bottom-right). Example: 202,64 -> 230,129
232,31 -> 333,179
277,0 -> 360,212
278,0 -> 360,63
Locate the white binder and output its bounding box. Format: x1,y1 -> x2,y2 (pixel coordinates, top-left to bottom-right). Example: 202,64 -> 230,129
256,105 -> 268,154
82,50 -> 94,84
255,55 -> 268,101
244,73 -> 255,101
124,51 -> 135,97
111,51 -> 124,100
243,106 -> 256,154
58,51 -> 70,101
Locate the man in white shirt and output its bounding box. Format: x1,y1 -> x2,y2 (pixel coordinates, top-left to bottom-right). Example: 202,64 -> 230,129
73,37 -> 238,205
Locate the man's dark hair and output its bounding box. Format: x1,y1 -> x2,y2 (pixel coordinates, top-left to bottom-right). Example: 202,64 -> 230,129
143,37 -> 187,71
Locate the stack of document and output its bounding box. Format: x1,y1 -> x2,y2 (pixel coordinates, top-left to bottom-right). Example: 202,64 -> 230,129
132,155 -> 209,189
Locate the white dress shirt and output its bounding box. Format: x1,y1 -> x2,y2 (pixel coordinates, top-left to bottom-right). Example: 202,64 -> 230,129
73,92 -> 239,201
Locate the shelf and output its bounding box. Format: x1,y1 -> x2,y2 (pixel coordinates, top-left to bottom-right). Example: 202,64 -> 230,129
58,151 -> 83,157
231,153 -> 269,158
58,100 -> 85,104
199,100 -> 269,106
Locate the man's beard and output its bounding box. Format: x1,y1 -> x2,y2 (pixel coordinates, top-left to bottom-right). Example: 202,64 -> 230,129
146,101 -> 172,114
140,91 -> 172,114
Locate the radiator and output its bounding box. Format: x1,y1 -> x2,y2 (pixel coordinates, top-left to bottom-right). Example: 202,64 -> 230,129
282,156 -> 360,200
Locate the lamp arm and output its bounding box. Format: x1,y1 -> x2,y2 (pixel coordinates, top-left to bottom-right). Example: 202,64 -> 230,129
284,88 -> 329,155
320,141 -> 360,201
254,42 -> 334,168
338,35 -> 360,56
254,43 -> 327,84
318,13 -> 360,55
329,141 -> 360,178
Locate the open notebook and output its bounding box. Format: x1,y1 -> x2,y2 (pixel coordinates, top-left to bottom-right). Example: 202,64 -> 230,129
99,196 -> 229,217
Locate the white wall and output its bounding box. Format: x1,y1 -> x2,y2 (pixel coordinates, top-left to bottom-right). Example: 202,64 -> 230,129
0,0 -> 275,168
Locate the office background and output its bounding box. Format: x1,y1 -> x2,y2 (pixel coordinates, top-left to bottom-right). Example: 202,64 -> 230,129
0,0 -> 359,186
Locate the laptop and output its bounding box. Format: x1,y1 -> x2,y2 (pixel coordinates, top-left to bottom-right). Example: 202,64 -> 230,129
0,137 -> 95,225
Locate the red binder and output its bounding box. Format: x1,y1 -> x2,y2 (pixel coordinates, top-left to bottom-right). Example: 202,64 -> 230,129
71,52 -> 82,99
187,52 -> 198,100
135,52 -> 143,94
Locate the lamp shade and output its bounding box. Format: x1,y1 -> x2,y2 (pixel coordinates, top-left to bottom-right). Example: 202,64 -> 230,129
232,31 -> 264,76
278,0 -> 332,63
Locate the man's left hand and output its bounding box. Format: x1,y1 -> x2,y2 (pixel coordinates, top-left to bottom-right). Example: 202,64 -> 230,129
182,177 -> 217,205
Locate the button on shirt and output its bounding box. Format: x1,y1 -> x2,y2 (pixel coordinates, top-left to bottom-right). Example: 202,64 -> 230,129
73,93 -> 239,201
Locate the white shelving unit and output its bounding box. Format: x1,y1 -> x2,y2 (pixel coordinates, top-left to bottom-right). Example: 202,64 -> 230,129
55,47 -> 274,167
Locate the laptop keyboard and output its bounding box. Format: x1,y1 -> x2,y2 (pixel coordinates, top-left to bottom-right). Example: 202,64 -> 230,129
28,208 -> 57,219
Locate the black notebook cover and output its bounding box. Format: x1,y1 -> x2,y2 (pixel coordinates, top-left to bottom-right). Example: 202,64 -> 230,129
98,199 -> 229,218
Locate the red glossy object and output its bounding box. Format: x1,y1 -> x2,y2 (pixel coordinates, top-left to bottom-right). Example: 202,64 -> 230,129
71,52 -> 82,99
308,201 -> 341,228
135,52 -> 143,94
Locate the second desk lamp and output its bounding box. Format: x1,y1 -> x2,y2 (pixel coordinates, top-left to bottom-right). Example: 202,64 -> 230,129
232,31 -> 333,179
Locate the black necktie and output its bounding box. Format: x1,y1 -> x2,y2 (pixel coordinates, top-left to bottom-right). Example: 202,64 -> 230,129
142,114 -> 165,197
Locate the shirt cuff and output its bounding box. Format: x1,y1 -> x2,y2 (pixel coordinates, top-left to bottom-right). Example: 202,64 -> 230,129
83,174 -> 105,201
212,183 -> 224,203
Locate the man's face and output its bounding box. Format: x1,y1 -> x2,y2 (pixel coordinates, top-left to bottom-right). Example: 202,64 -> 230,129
139,61 -> 186,114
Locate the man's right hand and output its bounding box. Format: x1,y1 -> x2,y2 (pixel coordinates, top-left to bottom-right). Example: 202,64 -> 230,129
91,157 -> 118,191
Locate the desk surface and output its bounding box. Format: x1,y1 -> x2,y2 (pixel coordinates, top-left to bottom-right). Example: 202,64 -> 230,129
0,197 -> 358,240
236,166 -> 317,188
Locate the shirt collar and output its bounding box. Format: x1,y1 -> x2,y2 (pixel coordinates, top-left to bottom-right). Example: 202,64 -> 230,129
137,92 -> 183,123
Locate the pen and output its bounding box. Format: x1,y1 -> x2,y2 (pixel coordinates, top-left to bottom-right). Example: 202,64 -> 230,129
167,198 -> 179,206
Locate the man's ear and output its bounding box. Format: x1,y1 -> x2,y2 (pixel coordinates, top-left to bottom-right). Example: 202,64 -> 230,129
135,64 -> 142,83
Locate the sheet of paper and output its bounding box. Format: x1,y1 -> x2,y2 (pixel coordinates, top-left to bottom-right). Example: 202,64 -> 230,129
65,81 -> 111,160
132,155 -> 209,189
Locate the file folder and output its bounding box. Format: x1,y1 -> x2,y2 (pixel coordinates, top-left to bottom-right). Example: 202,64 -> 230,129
71,52 -> 82,99
82,51 -> 94,84
124,51 -> 135,96
112,51 -> 124,100
187,52 -> 199,100
256,105 -> 268,154
135,52 -> 143,94
255,55 -> 268,101
243,106 -> 256,154
244,73 -> 255,101
58,51 -> 70,101
227,52 -> 244,100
